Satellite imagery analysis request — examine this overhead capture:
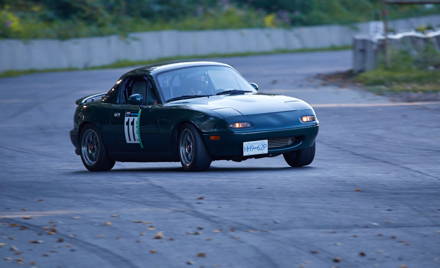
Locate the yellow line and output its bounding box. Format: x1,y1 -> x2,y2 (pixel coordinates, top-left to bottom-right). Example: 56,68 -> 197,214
312,101 -> 440,108
0,207 -> 177,219
0,210 -> 84,218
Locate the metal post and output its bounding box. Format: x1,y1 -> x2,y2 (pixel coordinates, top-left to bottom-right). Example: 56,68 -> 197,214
381,0 -> 390,68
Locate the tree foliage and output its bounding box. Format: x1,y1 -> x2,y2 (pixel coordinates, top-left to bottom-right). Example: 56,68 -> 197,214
0,0 -> 439,39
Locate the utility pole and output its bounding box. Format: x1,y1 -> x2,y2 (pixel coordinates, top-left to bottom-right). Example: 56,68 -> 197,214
381,0 -> 390,68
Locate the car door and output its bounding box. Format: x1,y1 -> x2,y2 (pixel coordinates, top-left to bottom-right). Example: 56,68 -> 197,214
138,76 -> 164,156
107,76 -> 145,154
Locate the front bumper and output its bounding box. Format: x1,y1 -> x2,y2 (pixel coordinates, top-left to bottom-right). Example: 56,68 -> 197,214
202,124 -> 319,160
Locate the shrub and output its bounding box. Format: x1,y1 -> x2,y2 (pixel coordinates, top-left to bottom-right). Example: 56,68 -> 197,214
0,9 -> 23,38
1,0 -> 440,39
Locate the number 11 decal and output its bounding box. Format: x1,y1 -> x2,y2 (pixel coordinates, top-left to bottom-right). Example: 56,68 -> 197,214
124,112 -> 139,144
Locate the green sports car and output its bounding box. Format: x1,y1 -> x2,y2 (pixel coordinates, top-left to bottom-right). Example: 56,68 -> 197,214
70,61 -> 319,171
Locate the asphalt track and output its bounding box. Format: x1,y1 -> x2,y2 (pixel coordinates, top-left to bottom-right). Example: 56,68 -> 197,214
1,50 -> 440,268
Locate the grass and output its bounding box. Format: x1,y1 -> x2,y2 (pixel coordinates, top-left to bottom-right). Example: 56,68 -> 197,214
353,47 -> 440,94
355,69 -> 440,93
0,46 -> 349,78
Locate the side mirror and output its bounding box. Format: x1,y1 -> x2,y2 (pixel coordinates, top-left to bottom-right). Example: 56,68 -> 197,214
250,83 -> 259,91
128,93 -> 143,105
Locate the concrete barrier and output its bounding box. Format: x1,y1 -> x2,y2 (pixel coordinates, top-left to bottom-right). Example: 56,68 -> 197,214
353,30 -> 440,72
1,15 -> 439,72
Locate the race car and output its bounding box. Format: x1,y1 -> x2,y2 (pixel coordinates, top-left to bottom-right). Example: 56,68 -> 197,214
70,61 -> 319,171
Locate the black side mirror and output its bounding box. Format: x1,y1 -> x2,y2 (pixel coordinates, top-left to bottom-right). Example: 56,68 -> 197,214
128,93 -> 143,105
250,83 -> 259,91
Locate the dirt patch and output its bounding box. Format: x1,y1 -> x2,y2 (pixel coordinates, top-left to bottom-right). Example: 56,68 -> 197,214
317,71 -> 440,102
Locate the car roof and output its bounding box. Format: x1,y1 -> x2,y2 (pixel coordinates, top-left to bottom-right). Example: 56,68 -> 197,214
121,61 -> 232,78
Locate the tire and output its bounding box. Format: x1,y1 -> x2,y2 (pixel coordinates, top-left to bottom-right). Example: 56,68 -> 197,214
283,143 -> 315,167
178,123 -> 212,171
79,125 -> 115,172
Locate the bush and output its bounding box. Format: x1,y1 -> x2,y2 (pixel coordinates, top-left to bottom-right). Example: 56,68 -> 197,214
1,0 -> 440,39
378,44 -> 440,71
415,45 -> 440,70
0,9 -> 23,37
356,47 -> 440,93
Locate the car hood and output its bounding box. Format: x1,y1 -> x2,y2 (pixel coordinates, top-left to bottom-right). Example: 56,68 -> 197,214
167,93 -> 313,116
166,93 -> 318,131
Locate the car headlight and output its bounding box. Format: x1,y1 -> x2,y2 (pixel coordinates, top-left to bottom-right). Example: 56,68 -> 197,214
300,115 -> 316,123
229,122 -> 252,128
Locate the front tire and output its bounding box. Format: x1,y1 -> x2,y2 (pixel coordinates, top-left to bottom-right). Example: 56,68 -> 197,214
80,125 -> 115,172
178,124 -> 212,171
283,143 -> 315,167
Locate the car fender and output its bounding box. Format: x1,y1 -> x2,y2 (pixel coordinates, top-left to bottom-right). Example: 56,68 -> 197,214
75,103 -> 107,140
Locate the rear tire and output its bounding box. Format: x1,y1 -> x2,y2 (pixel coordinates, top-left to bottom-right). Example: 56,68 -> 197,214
283,143 -> 315,167
178,124 -> 212,171
80,125 -> 115,172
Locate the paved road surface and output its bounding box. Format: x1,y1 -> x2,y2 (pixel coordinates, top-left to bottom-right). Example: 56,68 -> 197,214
1,51 -> 440,268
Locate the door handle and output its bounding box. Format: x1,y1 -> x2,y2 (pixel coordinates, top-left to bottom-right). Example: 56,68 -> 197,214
114,112 -> 121,118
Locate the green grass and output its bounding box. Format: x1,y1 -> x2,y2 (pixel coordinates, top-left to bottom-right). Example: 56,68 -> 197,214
356,69 -> 440,93
0,46 -> 349,78
0,68 -> 79,78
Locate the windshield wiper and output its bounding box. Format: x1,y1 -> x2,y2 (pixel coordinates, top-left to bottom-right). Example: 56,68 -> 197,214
216,89 -> 253,96
166,95 -> 210,102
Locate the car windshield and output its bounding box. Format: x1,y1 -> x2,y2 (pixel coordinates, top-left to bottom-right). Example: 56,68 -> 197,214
155,65 -> 256,102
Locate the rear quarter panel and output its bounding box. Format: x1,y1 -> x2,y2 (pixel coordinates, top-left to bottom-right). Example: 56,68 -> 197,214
74,102 -> 111,145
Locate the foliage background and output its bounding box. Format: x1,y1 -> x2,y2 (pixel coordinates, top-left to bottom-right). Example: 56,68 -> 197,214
0,0 -> 439,39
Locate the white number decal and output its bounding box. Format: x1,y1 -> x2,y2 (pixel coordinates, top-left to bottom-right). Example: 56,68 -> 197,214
124,112 -> 139,144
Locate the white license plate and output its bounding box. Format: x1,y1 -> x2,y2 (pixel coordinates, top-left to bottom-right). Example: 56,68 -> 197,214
243,140 -> 268,156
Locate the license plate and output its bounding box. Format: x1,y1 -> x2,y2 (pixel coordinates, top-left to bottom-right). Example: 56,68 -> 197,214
243,140 -> 268,156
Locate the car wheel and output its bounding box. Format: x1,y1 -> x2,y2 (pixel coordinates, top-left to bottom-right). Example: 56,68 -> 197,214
179,124 -> 212,171
80,125 -> 115,172
283,143 -> 315,167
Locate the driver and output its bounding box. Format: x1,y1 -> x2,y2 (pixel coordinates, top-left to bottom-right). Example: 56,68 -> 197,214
182,72 -> 212,95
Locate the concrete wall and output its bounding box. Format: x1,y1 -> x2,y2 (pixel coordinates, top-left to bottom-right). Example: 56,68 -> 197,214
353,30 -> 440,72
1,15 -> 440,72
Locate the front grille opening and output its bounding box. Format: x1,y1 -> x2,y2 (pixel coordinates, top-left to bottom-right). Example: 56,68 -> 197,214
268,137 -> 300,149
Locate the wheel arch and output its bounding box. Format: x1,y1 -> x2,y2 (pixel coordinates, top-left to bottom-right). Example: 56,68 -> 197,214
78,121 -> 94,141
171,120 -> 203,152
173,120 -> 212,171
77,122 -> 105,145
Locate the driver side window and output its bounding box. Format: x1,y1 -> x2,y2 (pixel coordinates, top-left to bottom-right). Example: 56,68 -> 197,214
116,78 -> 131,104
117,76 -> 159,105
117,77 -> 142,104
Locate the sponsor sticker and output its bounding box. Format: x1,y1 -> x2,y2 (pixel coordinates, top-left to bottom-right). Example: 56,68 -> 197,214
124,112 -> 139,144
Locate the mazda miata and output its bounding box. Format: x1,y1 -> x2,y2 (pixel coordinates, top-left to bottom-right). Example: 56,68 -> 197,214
70,61 -> 319,171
